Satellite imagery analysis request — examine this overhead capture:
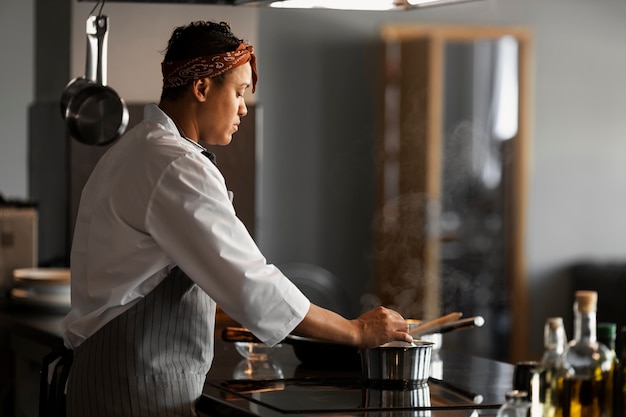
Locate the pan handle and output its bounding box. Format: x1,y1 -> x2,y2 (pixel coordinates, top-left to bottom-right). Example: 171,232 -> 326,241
85,15 -> 109,85
420,316 -> 485,336
221,327 -> 264,344
408,312 -> 462,337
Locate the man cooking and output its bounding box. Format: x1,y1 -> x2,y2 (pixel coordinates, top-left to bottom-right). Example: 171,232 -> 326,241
61,20 -> 412,417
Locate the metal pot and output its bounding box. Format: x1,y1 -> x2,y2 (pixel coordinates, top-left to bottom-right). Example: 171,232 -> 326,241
360,341 -> 434,388
60,15 -> 128,146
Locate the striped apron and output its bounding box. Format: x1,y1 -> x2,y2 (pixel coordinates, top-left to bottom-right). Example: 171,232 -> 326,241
65,267 -> 215,417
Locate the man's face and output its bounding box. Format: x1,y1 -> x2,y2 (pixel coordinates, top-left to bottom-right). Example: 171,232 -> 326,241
198,63 -> 252,146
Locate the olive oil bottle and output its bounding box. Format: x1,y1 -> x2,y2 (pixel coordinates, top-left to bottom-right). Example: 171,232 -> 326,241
614,326 -> 626,417
597,323 -> 619,417
531,317 -> 568,417
563,291 -> 614,417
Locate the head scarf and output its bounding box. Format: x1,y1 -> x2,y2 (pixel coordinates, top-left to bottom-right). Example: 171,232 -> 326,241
161,43 -> 257,93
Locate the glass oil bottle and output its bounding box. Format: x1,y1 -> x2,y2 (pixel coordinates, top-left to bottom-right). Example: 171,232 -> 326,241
597,323 -> 619,417
498,390 -> 532,417
531,317 -> 568,417
563,291 -> 614,417
619,326 -> 626,417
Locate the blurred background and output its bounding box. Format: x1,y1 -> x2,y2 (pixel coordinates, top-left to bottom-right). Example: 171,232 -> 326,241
1,0 -> 625,362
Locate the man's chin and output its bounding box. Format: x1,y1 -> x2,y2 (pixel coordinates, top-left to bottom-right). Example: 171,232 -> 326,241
200,136 -> 232,147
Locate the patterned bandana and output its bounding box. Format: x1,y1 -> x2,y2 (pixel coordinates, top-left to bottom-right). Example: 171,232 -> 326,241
161,43 -> 257,93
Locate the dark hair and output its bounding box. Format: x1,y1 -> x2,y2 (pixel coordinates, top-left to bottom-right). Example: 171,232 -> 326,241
160,21 -> 243,102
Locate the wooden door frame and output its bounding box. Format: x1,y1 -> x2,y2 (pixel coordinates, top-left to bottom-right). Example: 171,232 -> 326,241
376,24 -> 532,362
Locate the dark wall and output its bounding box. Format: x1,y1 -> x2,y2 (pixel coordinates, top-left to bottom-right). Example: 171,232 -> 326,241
256,10 -> 385,316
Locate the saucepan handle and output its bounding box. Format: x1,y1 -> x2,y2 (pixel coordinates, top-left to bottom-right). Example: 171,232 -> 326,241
85,15 -> 109,85
421,316 -> 485,336
221,327 -> 263,344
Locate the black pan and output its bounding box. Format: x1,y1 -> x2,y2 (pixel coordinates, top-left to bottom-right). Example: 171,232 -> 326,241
60,15 -> 128,146
222,327 -> 361,370
222,316 -> 484,371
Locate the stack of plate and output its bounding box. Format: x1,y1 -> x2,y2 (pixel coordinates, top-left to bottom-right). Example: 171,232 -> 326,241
10,268 -> 71,311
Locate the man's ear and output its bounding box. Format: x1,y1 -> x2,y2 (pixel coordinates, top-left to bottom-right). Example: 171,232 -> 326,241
192,78 -> 211,102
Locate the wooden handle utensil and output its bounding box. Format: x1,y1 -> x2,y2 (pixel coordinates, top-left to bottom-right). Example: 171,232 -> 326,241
408,312 -> 463,337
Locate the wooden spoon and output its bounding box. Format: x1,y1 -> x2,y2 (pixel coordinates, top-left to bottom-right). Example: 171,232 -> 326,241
408,312 -> 463,338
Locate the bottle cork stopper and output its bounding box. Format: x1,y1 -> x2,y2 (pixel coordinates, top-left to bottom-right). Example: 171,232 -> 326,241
574,290 -> 597,313
546,317 -> 563,330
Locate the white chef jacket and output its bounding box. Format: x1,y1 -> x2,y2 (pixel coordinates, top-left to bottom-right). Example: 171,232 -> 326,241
62,103 -> 310,350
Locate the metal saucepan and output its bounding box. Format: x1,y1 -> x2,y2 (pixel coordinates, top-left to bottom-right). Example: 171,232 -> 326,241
60,15 -> 128,146
360,340 -> 434,388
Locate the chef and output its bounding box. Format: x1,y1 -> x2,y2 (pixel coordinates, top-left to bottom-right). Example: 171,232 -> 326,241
61,20 -> 412,417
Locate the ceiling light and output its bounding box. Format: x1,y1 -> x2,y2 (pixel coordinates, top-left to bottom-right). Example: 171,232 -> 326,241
269,0 -> 476,10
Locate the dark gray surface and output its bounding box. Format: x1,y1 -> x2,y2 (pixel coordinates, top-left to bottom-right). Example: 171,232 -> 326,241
199,347 -> 513,417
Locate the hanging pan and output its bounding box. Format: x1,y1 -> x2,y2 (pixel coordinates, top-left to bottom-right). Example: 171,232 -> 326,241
60,13 -> 128,146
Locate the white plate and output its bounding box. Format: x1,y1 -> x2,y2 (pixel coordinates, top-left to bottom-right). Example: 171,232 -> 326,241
13,268 -> 70,284
10,286 -> 71,309
20,282 -> 71,295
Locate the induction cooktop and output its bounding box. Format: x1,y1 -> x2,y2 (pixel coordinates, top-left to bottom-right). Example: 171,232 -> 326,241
201,377 -> 497,416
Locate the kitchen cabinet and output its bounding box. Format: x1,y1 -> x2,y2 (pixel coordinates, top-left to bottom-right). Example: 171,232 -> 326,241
374,25 -> 532,362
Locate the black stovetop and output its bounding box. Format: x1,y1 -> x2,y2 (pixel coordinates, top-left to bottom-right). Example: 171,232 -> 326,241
200,376 -> 497,416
